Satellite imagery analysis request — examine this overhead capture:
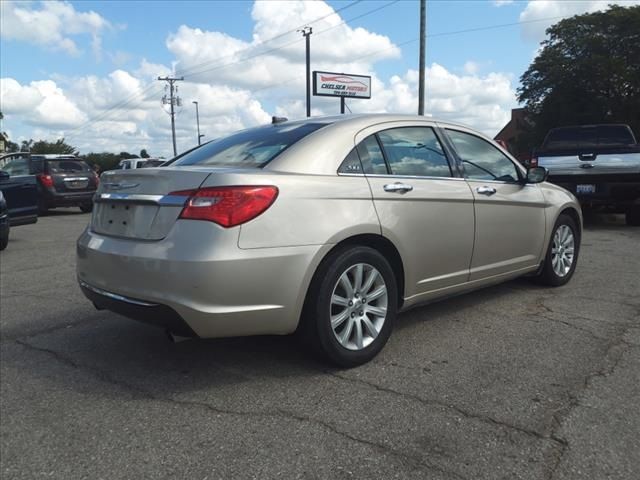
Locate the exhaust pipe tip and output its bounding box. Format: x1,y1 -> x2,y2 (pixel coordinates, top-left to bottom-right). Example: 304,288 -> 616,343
165,329 -> 190,343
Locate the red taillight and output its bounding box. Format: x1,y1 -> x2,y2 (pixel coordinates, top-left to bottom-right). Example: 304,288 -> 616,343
171,186 -> 278,228
94,173 -> 100,185
37,174 -> 54,188
530,156 -> 538,167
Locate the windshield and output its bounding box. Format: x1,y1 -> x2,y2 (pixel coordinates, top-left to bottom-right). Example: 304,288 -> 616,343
47,160 -> 91,173
172,122 -> 328,168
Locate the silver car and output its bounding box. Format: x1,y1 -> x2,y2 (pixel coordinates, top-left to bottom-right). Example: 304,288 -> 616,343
77,114 -> 581,366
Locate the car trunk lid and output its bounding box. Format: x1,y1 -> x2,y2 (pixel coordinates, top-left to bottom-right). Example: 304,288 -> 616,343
92,167 -> 214,240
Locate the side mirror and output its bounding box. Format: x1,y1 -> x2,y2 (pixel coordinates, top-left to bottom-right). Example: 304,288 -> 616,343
526,166 -> 548,184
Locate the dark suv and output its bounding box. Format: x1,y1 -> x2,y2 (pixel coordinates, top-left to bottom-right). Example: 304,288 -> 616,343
32,155 -> 99,213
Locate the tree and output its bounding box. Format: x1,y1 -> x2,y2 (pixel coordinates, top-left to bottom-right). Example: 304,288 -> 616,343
26,138 -> 78,155
140,149 -> 150,158
517,5 -> 640,146
119,151 -> 139,159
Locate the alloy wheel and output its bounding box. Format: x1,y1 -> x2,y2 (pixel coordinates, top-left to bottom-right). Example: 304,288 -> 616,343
551,224 -> 575,277
330,263 -> 388,351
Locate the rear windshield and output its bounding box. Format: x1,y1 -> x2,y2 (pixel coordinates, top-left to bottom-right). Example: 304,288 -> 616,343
172,123 -> 328,168
47,160 -> 91,173
544,125 -> 636,149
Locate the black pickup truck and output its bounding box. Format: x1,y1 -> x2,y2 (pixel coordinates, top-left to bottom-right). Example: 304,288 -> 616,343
533,124 -> 640,225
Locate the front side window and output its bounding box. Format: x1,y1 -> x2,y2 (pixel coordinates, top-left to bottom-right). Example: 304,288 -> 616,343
173,123 -> 328,168
377,127 -> 451,177
446,129 -> 519,182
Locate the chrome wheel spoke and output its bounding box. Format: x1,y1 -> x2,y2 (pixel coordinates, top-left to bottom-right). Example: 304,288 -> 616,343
353,264 -> 364,292
368,286 -> 386,302
361,269 -> 378,295
354,319 -> 364,350
339,273 -> 354,298
365,305 -> 386,318
362,315 -> 379,337
332,294 -> 349,307
339,317 -> 355,345
331,309 -> 349,329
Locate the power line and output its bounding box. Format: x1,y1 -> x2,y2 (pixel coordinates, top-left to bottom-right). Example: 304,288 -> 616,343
181,1 -> 400,79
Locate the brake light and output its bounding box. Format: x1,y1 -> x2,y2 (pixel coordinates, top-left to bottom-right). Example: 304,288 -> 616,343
94,172 -> 100,185
171,186 -> 278,228
530,156 -> 538,168
37,174 -> 54,188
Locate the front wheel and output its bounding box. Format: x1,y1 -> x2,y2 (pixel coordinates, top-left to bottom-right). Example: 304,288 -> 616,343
533,214 -> 580,286
80,203 -> 93,213
0,229 -> 8,251
301,246 -> 398,367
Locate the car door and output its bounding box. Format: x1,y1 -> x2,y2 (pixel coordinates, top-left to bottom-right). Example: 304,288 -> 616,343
352,123 -> 475,300
442,127 -> 547,281
0,154 -> 38,225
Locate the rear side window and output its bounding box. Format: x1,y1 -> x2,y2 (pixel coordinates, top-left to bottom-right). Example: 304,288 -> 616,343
173,123 -> 328,168
338,148 -> 363,174
356,135 -> 387,174
377,127 -> 451,177
0,157 -> 30,176
47,160 -> 90,173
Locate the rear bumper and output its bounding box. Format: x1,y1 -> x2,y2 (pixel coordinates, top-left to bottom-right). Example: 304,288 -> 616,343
80,281 -> 197,337
547,174 -> 640,208
43,189 -> 95,208
76,221 -> 330,338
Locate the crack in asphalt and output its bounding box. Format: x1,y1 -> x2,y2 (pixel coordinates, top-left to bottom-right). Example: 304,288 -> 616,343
327,371 -> 561,445
13,339 -> 467,480
545,328 -> 633,480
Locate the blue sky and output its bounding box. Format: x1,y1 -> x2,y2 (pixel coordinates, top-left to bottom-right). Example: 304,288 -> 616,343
1,0 -> 637,155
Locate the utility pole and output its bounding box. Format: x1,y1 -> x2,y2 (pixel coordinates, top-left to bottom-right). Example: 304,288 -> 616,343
298,26 -> 312,117
192,101 -> 204,146
418,0 -> 426,116
158,76 -> 184,156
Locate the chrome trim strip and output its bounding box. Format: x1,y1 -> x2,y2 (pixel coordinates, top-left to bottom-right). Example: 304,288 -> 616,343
63,177 -> 89,182
337,172 -> 466,181
95,193 -> 189,206
79,280 -> 158,307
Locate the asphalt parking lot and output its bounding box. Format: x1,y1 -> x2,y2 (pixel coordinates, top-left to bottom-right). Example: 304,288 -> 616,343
1,210 -> 638,480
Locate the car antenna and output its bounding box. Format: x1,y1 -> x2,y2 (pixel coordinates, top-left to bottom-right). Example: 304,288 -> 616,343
272,116 -> 288,124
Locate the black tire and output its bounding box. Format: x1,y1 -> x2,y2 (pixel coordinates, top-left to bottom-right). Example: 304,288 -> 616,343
625,206 -> 640,226
533,213 -> 580,287
300,246 -> 398,367
0,229 -> 8,251
80,203 -> 93,213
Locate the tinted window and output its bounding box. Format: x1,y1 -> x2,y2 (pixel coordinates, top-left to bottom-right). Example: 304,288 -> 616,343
338,148 -> 363,174
377,127 -> 451,177
447,129 -> 519,182
0,157 -> 30,176
544,125 -> 635,149
356,135 -> 387,174
173,123 -> 328,168
47,160 -> 90,173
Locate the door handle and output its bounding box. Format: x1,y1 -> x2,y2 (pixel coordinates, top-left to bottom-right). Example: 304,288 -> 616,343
476,186 -> 497,196
383,182 -> 413,193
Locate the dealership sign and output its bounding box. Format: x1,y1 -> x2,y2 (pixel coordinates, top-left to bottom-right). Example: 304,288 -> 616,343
313,71 -> 371,99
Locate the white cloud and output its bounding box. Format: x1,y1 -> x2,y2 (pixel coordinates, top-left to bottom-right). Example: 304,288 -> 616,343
1,0 -> 518,155
519,0 -> 640,43
0,78 -> 87,128
0,0 -> 112,57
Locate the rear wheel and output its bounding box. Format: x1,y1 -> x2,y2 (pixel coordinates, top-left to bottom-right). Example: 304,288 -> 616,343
80,203 -> 93,213
301,246 -> 397,367
625,205 -> 640,226
533,213 -> 580,286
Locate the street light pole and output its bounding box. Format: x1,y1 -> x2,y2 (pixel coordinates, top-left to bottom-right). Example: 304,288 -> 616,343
192,101 -> 203,146
418,0 -> 426,116
298,26 -> 313,117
